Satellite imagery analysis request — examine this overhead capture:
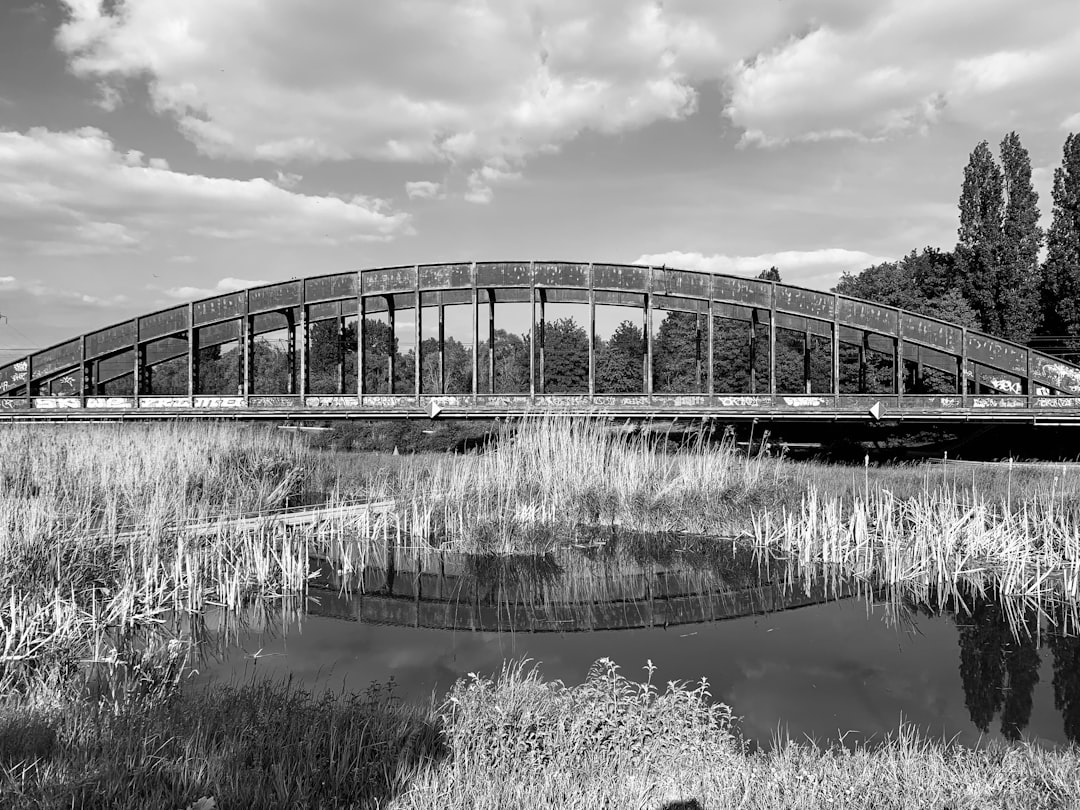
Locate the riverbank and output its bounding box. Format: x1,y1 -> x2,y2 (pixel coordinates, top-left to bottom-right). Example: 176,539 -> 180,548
6,418 -> 1080,695
5,419 -> 1080,806
2,660 -> 1077,809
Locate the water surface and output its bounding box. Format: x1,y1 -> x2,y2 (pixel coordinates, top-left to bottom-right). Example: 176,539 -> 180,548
196,539 -> 1080,748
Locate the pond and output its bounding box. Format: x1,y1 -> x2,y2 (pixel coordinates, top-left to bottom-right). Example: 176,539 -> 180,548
194,537 -> 1080,749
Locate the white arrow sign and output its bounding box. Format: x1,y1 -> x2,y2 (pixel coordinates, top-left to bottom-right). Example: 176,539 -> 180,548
868,401 -> 883,421
428,401 -> 443,419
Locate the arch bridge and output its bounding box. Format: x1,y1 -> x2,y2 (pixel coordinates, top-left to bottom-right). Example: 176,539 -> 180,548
5,261 -> 1080,424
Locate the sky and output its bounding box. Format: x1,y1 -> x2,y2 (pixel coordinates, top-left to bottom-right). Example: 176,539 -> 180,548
1,0 -> 1079,358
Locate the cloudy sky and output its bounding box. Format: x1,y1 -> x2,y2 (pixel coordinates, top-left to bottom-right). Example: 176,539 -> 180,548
1,0 -> 1079,356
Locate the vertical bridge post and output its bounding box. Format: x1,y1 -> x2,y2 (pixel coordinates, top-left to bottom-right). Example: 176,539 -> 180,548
357,273 -> 365,404
588,263 -> 595,402
529,261 -> 536,401
832,293 -> 840,406
768,282 -> 777,404
895,311 -> 905,400
471,262 -> 478,400
414,265 -> 421,405
188,302 -> 197,405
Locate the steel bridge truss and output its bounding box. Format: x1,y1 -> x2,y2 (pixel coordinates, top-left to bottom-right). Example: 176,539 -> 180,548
5,261 -> 1080,424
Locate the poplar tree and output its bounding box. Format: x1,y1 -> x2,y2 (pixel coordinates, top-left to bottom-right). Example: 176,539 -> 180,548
955,141 -> 1005,335
1043,133 -> 1080,336
998,132 -> 1043,342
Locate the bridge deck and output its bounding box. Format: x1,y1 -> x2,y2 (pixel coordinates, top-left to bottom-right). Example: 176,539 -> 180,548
6,393 -> 1080,424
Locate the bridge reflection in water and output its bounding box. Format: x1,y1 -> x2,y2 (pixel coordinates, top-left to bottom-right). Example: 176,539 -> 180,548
7,261 -> 1080,423
213,537 -> 1080,746
304,541 -> 853,632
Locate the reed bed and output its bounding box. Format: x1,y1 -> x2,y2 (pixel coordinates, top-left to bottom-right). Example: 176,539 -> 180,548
0,423 -> 323,693
3,659 -> 1077,809
373,416 -> 792,550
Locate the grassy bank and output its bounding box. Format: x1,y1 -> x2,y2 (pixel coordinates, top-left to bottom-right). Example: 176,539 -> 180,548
2,660 -> 1077,809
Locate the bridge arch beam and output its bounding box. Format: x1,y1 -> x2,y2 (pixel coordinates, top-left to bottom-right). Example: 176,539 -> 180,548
4,261 -> 1080,421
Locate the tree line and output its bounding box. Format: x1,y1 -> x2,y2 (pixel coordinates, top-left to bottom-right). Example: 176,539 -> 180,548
835,132 -> 1080,347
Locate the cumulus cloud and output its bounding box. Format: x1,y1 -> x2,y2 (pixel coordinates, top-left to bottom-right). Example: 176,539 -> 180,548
0,127 -> 411,257
464,160 -> 523,204
0,274 -> 128,308
725,0 -> 1080,145
51,1 -> 1080,178
634,248 -> 893,289
405,180 -> 445,200
163,276 -> 270,301
54,0 -> 744,200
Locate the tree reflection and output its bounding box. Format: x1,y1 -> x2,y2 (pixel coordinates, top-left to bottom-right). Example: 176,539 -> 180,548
956,593 -> 1008,732
1050,620 -> 1080,742
956,593 -> 1042,740
1000,610 -> 1040,741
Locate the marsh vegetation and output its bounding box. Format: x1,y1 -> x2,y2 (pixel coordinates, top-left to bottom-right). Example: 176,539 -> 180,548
3,418 -> 1080,807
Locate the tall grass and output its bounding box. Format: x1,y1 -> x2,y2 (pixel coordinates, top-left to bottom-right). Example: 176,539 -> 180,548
0,423 -> 316,693
6,659 -> 1075,809
373,416 -> 791,549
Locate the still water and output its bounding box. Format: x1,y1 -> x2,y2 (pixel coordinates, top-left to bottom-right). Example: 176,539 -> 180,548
196,539 -> 1080,749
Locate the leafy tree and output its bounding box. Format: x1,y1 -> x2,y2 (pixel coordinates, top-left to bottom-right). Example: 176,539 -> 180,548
712,317 -> 760,393
362,318 -> 394,394
925,287 -> 979,329
758,266 -> 781,282
196,343 -> 239,395
956,140 -> 1005,333
1042,133 -> 1080,337
146,356 -> 188,395
309,320 -> 358,394
998,132 -> 1044,342
543,317 -> 588,393
653,311 -> 704,393
835,259 -> 922,310
421,335 -> 473,394
250,339 -> 290,393
596,320 -> 644,394
478,329 -> 530,393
